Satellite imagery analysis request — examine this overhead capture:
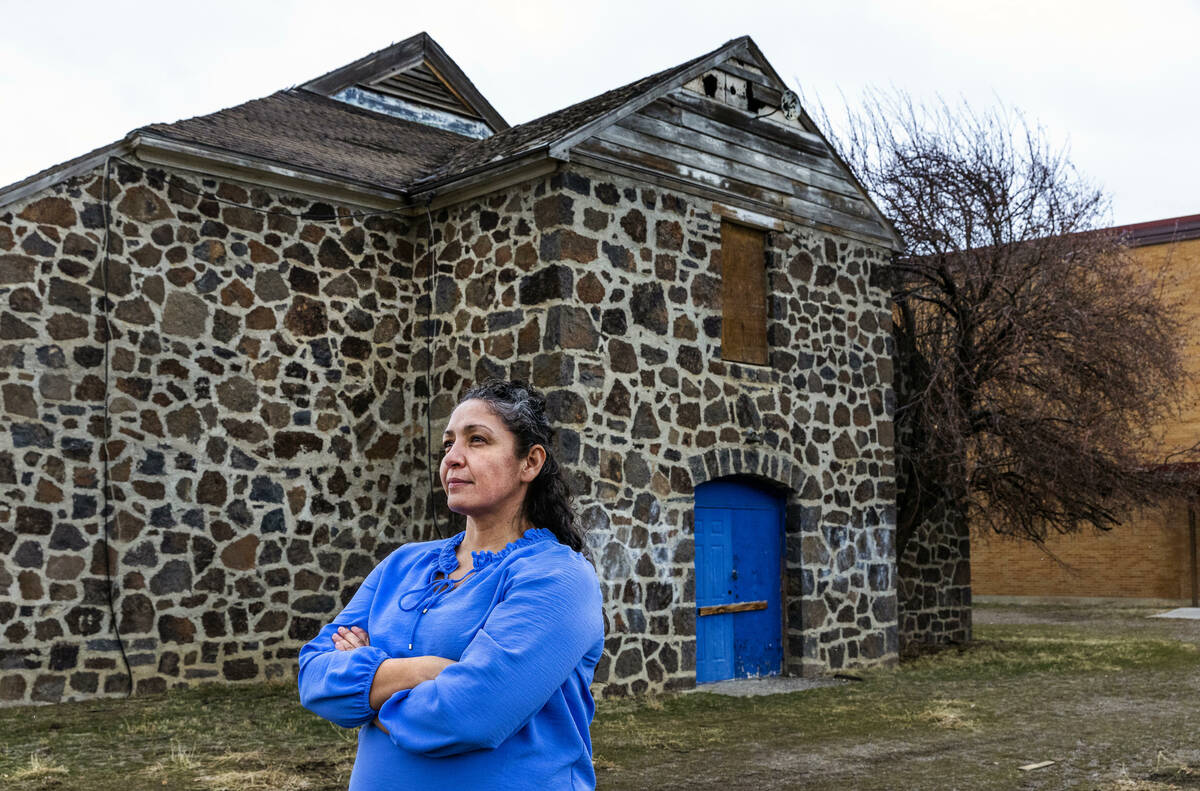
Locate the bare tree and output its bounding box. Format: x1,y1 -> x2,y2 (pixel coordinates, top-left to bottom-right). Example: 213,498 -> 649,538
825,91 -> 1194,559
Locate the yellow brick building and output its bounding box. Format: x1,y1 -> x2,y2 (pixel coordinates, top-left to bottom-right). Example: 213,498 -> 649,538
971,215 -> 1200,605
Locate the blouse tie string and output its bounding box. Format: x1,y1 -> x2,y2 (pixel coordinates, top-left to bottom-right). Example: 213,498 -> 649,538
397,567 -> 481,651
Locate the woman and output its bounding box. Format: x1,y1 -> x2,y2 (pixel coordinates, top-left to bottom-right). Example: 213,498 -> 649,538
298,380 -> 605,789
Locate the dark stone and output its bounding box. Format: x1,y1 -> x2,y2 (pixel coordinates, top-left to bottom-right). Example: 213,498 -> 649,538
121,593 -> 154,633
31,675 -> 65,703
542,306 -> 597,350
594,183 -> 620,205
645,582 -> 673,611
149,560 -> 192,595
540,229 -> 597,264
223,657 -> 258,680
48,277 -> 91,313
294,595 -> 335,613
318,238 -> 353,269
632,403 -> 659,438
21,233 -> 56,256
288,267 -> 319,295
601,241 -> 634,271
533,195 -> 574,229
630,282 -> 668,333
519,264 -> 573,305
601,308 -> 626,335
274,431 -> 323,459
545,389 -> 586,425
16,506 -> 52,534
11,423 -> 53,448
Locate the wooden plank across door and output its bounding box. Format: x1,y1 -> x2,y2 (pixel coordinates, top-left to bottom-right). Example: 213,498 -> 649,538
698,600 -> 769,617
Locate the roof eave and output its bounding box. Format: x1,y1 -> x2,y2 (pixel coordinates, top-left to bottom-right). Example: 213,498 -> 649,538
133,133 -> 407,210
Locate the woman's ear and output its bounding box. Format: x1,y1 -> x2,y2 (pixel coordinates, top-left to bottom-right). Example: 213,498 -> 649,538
520,445 -> 547,483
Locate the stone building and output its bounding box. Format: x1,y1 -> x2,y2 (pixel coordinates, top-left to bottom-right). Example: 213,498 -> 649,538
0,32 -> 902,706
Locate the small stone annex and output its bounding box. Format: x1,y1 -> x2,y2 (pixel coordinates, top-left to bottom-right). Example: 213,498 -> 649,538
0,33 -> 904,706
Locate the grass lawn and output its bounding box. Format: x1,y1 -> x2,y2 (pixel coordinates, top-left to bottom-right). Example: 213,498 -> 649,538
2,604 -> 1198,790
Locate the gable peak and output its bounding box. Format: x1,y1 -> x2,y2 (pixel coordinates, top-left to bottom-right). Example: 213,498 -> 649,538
300,32 -> 508,139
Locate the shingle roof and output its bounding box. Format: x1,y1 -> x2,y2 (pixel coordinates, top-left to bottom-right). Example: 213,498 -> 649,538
139,90 -> 473,192
412,42 -> 730,187
4,36 -> 744,206
136,40 -> 735,195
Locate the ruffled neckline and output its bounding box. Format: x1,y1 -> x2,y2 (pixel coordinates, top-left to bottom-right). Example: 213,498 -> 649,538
434,527 -> 556,574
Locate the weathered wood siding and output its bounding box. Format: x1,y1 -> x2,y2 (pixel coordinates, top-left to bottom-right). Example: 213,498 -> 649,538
572,59 -> 893,246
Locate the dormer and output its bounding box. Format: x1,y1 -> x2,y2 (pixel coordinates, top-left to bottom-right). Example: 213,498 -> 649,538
300,33 -> 508,140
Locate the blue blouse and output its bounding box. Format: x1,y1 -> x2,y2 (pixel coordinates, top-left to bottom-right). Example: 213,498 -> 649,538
297,527 -> 605,790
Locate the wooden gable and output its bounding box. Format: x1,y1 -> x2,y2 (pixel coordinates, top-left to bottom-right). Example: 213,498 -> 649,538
564,39 -> 899,248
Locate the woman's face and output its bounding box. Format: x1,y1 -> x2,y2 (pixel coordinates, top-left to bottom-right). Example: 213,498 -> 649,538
440,399 -> 544,520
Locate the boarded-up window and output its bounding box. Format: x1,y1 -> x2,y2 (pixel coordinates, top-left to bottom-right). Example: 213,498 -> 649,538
720,222 -> 768,365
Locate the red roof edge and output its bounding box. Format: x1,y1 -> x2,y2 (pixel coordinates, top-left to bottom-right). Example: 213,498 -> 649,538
1110,213 -> 1200,247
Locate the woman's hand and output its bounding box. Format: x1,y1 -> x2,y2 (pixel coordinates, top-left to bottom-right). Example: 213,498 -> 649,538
369,656 -> 456,711
331,626 -> 370,651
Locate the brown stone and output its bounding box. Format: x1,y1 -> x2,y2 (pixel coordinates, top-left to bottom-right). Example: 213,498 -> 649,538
0,312 -> 36,339
541,229 -> 597,264
3,383 -> 36,418
46,554 -> 85,580
655,220 -> 683,251
161,291 -> 209,337
114,297 -> 154,325
19,570 -> 43,599
35,478 -> 63,503
166,405 -> 202,443
47,313 -> 88,340
222,534 -> 259,571
534,195 -> 574,229
620,209 -> 647,243
576,272 -> 604,304
158,614 -> 196,643
608,339 -> 637,373
0,254 -> 35,285
604,380 -> 631,417
245,306 -> 276,330
221,279 -> 254,308
117,186 -> 172,222
19,196 -> 76,227
222,418 -> 268,443
248,240 -> 279,264
197,470 -> 227,506
284,296 -> 327,336
511,241 -> 535,271
223,206 -> 263,233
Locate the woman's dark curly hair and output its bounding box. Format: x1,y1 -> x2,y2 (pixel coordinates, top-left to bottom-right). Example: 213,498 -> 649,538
458,379 -> 585,552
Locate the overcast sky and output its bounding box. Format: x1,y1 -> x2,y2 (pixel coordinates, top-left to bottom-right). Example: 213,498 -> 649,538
2,0 -> 1196,227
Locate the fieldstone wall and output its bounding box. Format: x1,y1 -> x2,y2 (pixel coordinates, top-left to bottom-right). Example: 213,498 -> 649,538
0,153 -> 899,706
0,159 -> 431,705
896,501 -> 972,651
414,164 -> 900,692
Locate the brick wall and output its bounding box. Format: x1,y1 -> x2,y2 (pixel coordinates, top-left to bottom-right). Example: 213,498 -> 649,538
972,498 -> 1196,601
971,236 -> 1200,603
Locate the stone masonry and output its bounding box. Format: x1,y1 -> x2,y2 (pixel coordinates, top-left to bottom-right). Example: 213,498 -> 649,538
0,153 -> 898,705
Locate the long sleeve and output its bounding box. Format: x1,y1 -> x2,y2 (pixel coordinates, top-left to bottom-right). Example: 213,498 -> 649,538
376,553 -> 602,756
297,557 -> 393,729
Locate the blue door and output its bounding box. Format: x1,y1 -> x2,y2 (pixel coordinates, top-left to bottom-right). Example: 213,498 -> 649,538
694,479 -> 784,682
